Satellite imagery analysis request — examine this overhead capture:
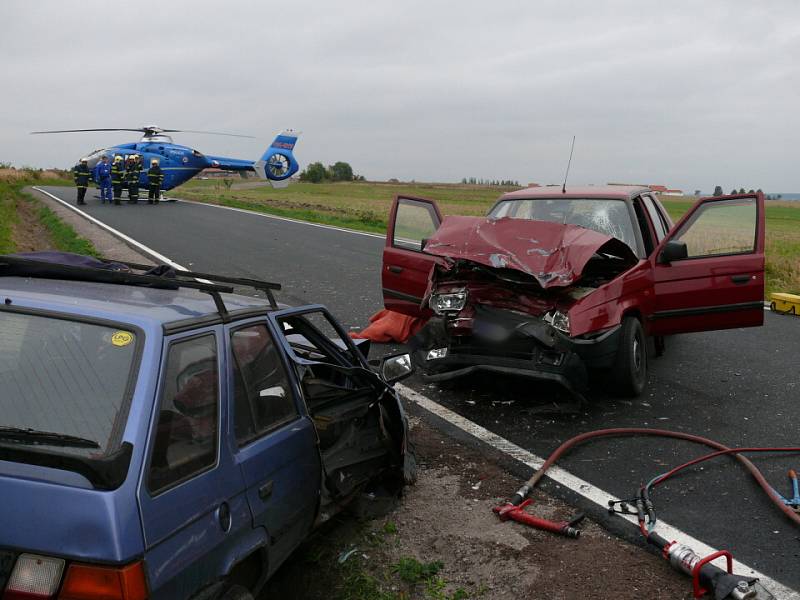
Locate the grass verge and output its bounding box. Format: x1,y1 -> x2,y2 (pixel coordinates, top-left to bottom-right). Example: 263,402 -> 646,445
0,177 -> 99,257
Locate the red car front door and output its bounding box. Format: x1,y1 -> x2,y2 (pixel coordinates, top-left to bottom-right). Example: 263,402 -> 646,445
649,193 -> 765,336
382,196 -> 443,317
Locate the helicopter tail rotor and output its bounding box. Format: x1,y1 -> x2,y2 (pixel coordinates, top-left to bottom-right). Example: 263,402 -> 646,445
253,130 -> 300,188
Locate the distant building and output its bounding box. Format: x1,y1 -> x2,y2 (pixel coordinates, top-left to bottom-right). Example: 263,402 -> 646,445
663,189 -> 684,196
526,183 -> 541,188
648,184 -> 668,194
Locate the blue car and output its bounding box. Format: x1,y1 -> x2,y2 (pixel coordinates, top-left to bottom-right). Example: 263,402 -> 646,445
0,253 -> 414,600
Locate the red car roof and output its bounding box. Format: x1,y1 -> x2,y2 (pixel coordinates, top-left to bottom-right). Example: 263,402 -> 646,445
500,185 -> 649,200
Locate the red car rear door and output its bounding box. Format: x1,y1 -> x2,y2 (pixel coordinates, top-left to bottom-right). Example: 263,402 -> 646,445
383,196 -> 443,317
649,193 -> 765,335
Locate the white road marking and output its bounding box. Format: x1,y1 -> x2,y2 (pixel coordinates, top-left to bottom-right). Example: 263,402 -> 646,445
32,187 -> 190,271
396,383 -> 799,598
176,198 -> 388,240
34,185 -> 793,595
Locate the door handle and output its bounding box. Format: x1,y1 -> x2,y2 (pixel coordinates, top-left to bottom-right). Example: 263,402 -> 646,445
731,275 -> 752,284
388,265 -> 403,274
258,480 -> 274,500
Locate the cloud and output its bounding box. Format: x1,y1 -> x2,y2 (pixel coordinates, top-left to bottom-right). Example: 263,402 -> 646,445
1,0 -> 799,191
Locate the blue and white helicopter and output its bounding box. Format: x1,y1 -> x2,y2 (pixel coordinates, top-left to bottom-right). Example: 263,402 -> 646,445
31,126 -> 300,193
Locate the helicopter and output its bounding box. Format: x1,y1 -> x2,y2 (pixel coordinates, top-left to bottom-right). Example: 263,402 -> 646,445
31,126 -> 300,193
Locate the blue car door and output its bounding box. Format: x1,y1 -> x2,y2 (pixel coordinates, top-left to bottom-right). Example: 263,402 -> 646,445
137,327 -> 256,599
226,318 -> 321,577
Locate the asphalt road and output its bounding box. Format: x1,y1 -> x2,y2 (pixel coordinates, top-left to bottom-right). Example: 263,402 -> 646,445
41,187 -> 800,591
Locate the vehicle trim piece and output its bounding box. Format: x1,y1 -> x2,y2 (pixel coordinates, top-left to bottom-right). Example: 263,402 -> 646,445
650,301 -> 765,320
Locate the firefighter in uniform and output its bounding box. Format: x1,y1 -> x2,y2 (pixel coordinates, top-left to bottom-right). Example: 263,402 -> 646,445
147,158 -> 164,204
111,155 -> 125,205
95,155 -> 113,204
73,158 -> 91,205
125,155 -> 141,204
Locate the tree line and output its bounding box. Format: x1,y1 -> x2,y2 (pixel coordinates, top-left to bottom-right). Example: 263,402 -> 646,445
461,177 -> 520,186
712,185 -> 781,200
299,161 -> 365,183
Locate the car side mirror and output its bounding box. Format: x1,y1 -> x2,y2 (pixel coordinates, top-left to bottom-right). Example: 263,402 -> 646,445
659,240 -> 688,264
380,353 -> 414,384
420,238 -> 429,251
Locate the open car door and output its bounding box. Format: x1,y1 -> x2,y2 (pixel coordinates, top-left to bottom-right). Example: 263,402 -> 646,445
383,196 -> 443,317
649,192 -> 765,336
269,306 -> 413,508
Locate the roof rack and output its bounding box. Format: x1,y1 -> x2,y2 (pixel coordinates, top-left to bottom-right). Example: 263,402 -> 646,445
0,255 -> 281,321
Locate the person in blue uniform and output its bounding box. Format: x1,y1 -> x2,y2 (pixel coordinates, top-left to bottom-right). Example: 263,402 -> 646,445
95,155 -> 113,204
72,158 -> 91,205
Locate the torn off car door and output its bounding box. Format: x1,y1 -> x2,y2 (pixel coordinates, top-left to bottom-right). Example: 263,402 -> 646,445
268,306 -> 413,516
383,196 -> 443,317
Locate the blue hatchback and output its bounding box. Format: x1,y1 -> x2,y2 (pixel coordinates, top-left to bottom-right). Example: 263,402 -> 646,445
0,253 -> 414,600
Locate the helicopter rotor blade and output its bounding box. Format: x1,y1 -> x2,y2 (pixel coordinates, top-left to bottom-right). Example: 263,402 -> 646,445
164,129 -> 256,138
30,128 -> 148,134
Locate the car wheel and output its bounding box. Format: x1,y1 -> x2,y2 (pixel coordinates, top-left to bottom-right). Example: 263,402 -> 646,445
219,584 -> 254,600
611,316 -> 647,397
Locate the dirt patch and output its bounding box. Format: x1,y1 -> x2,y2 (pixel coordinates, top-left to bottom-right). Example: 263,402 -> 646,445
262,417 -> 691,600
11,196 -> 54,252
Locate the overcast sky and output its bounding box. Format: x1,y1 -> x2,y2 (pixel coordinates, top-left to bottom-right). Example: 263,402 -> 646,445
2,1 -> 798,191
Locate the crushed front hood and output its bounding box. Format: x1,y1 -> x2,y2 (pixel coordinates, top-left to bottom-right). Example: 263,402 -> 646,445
424,216 -> 637,288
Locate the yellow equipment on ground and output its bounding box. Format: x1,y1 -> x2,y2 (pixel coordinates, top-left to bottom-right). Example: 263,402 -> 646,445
770,292 -> 800,316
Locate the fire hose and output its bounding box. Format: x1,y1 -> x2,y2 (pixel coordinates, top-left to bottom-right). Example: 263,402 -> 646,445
496,428 -> 800,599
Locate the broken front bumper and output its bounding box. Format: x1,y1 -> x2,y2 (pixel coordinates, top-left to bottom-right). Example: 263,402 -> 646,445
411,310 -> 621,394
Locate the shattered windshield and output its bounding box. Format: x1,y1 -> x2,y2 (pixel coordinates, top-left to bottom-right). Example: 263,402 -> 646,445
489,198 -> 637,252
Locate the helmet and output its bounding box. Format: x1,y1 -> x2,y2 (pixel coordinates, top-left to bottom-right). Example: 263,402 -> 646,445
151,158 -> 159,165
114,155 -> 123,163
79,157 -> 88,163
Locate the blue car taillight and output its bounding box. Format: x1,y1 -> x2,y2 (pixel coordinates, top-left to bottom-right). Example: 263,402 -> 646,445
3,553 -> 64,599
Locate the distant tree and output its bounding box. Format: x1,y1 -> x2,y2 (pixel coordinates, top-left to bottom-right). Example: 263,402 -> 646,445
738,187 -> 745,194
713,185 -> 723,196
777,194 -> 782,199
461,177 -> 467,184
730,189 -> 738,195
748,189 -> 755,194
299,162 -> 327,183
388,178 -> 399,183
328,161 -> 354,182
694,189 -> 702,196
757,188 -> 763,193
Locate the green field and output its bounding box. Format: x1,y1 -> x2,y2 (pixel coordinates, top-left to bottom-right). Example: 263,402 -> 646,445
178,180 -> 800,296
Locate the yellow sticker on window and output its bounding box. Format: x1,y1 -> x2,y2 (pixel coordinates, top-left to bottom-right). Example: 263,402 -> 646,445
111,331 -> 134,347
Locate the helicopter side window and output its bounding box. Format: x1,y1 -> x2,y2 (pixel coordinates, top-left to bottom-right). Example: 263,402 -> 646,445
192,150 -> 204,158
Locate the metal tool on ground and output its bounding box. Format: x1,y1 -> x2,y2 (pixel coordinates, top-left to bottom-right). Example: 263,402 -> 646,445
496,427 -> 800,600
492,499 -> 584,538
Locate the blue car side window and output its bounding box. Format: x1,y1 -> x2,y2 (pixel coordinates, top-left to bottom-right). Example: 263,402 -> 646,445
148,334 -> 219,495
231,324 -> 297,446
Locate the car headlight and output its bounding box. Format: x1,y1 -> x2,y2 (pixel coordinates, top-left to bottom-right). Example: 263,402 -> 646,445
430,290 -> 467,315
543,310 -> 570,334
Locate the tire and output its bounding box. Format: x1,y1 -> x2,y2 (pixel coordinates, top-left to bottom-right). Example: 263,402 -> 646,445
219,584 -> 254,600
610,316 -> 647,397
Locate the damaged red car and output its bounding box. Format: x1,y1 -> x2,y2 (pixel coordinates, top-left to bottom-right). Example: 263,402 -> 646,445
381,186 -> 765,397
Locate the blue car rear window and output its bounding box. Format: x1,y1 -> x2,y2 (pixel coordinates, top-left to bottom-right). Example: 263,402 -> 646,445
0,311 -> 139,456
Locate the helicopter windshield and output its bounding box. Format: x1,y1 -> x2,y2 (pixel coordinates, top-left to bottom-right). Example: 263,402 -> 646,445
83,148 -> 108,169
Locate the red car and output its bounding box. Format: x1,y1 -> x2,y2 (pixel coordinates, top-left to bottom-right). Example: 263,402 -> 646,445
382,186 -> 765,397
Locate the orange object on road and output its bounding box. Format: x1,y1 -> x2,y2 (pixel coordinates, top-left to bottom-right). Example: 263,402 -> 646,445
350,309 -> 427,343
